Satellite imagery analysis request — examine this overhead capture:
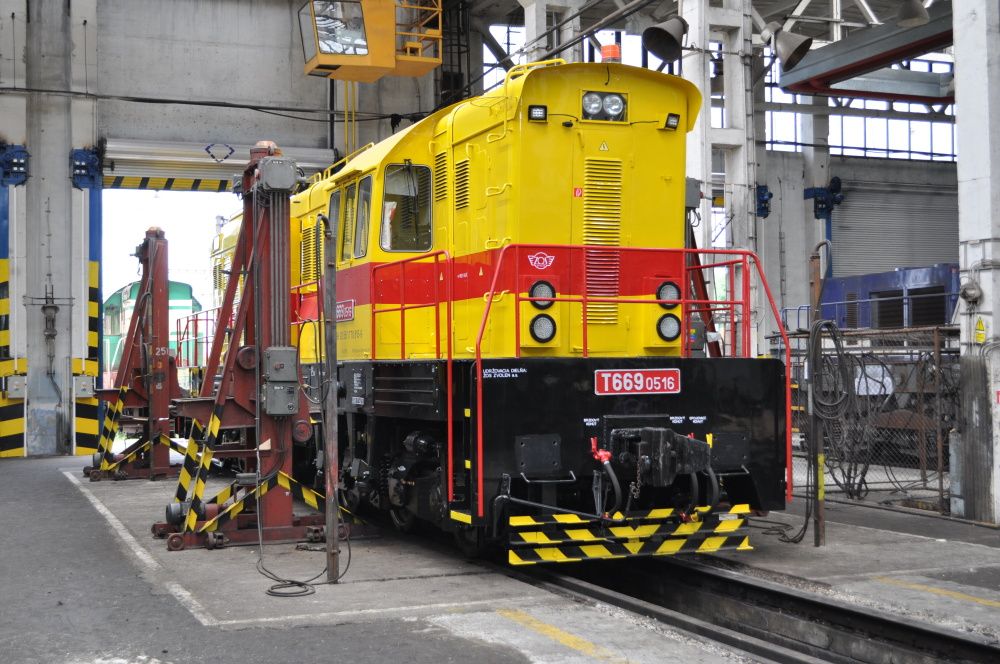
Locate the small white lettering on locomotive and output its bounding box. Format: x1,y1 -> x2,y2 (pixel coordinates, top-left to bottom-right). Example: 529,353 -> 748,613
482,367 -> 527,379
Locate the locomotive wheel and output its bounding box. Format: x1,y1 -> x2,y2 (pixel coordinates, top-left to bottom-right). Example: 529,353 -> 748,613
453,526 -> 486,559
389,507 -> 417,533
701,467 -> 721,510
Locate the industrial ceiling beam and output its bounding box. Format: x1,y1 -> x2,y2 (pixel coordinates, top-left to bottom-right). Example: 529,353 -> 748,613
779,1 -> 953,102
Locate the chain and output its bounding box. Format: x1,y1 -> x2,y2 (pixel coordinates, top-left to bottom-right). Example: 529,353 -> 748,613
630,457 -> 642,499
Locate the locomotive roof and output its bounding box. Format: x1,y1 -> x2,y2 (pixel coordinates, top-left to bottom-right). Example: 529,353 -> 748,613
314,60 -> 700,189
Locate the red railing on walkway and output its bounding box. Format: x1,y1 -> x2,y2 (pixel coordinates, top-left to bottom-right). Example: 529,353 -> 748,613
471,244 -> 793,517
371,251 -> 455,500
175,307 -> 228,369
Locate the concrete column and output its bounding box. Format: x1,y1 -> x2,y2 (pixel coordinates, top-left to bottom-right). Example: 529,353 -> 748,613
519,0 -> 550,62
801,99 -> 829,275
25,0 -> 74,455
682,1 -> 762,349
953,0 -> 1000,523
680,0 -> 713,253
555,2 -> 583,64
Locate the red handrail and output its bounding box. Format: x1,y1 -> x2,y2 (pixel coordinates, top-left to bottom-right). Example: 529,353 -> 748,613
473,244 -> 794,515
371,251 -> 455,500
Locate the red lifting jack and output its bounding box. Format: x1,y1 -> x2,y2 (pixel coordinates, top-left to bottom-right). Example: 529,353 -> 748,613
84,227 -> 185,481
152,143 -> 325,551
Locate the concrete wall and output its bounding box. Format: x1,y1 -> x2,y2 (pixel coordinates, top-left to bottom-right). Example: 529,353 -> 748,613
97,0 -> 330,148
759,151 -> 959,323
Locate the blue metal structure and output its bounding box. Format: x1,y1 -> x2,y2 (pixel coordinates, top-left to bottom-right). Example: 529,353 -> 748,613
0,144 -> 29,457
819,263 -> 960,330
804,176 -> 845,278
70,147 -> 104,455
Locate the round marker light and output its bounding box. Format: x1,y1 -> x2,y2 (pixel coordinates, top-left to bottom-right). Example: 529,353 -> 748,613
602,94 -> 625,117
528,280 -> 555,309
656,281 -> 680,309
657,314 -> 682,342
582,92 -> 603,117
530,314 -> 557,343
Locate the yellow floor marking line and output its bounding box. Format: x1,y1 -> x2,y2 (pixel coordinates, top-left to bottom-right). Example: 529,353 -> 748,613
496,609 -> 628,663
875,576 -> 1000,608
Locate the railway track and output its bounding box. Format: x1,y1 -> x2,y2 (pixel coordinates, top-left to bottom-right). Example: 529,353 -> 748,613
517,557 -> 1000,663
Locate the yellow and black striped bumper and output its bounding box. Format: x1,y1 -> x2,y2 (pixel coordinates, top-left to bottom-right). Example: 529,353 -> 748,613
507,504 -> 752,565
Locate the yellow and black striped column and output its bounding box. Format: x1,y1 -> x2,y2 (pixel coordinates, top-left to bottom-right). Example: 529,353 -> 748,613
73,261 -> 101,455
0,258 -> 25,458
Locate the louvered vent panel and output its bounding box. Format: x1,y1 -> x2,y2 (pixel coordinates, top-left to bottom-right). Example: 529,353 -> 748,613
434,152 -> 448,201
454,159 -> 470,210
583,159 -> 623,323
300,220 -> 318,282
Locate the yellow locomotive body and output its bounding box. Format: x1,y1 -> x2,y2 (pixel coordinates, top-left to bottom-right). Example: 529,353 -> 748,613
292,60 -> 700,363
211,60 -> 789,564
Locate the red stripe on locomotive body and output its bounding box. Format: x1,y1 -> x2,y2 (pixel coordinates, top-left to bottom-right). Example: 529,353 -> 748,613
292,246 -> 687,319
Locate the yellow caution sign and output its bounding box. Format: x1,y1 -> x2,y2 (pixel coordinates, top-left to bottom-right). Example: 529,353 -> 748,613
975,317 -> 987,344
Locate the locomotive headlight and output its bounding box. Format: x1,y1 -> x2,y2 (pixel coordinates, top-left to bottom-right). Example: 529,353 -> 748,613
582,93 -> 603,117
656,314 -> 682,342
582,91 -> 627,121
602,94 -> 625,117
528,280 -> 556,309
656,281 -> 680,309
530,314 -> 557,343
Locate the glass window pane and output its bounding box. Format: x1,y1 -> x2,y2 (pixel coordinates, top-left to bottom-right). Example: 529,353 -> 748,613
866,117 -> 887,151
932,122 -> 953,159
710,106 -> 724,128
829,115 -> 843,151
771,111 -> 797,145
314,0 -> 368,56
842,116 -> 864,149
327,191 -> 341,265
381,164 -> 433,252
910,121 -> 931,157
354,176 -> 372,258
341,182 -> 356,262
328,190 -> 341,230
888,119 -> 909,158
299,2 -> 317,61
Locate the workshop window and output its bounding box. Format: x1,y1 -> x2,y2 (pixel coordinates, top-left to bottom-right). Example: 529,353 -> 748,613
354,175 -> 373,258
380,163 -> 433,252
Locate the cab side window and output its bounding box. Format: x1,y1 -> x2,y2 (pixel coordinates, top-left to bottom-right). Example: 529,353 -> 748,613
328,189 -> 341,242
340,182 -> 357,262
354,175 -> 372,258
380,163 -> 432,252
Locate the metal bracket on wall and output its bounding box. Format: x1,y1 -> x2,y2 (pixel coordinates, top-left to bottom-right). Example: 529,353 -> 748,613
70,148 -> 103,189
0,145 -> 29,185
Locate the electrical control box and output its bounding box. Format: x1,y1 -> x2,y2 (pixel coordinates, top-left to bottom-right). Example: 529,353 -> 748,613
257,158 -> 298,193
261,382 -> 298,416
262,347 -> 299,383
261,346 -> 299,415
5,375 -> 26,399
73,375 -> 96,398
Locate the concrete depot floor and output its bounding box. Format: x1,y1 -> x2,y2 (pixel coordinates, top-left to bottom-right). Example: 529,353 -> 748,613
714,499 -> 1000,641
0,457 -> 749,664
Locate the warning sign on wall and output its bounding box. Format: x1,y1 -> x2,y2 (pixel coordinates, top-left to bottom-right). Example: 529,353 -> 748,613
975,317 -> 987,344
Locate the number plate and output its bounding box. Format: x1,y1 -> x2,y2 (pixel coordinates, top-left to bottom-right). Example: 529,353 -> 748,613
594,368 -> 681,396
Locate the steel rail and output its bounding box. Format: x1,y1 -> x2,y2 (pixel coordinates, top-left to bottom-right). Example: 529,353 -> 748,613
519,557 -> 1000,664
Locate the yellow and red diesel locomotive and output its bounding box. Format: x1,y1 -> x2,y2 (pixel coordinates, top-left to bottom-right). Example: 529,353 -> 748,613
209,60 -> 791,564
